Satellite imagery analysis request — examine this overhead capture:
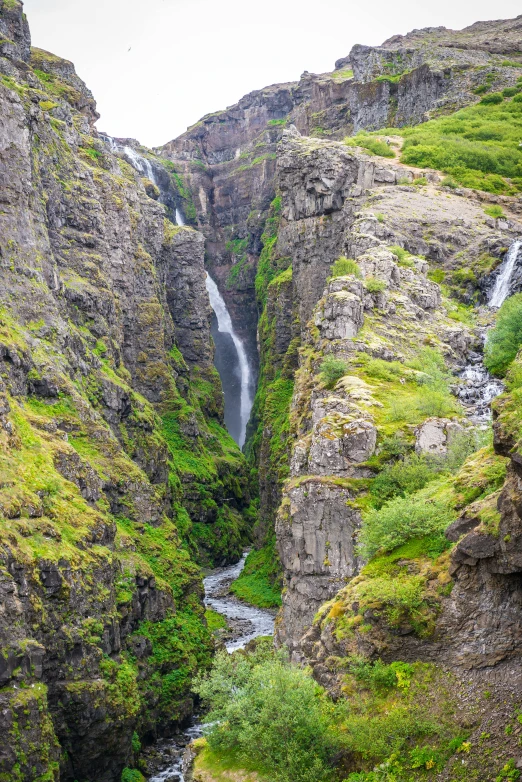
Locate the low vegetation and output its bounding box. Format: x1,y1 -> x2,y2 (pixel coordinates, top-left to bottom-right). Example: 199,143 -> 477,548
484,293 -> 522,376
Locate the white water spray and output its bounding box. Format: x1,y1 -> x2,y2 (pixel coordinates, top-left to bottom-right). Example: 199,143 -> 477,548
205,274 -> 253,448
489,239 -> 522,308
99,134 -> 184,226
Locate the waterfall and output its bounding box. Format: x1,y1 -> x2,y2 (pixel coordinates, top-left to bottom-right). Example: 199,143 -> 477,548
99,134 -> 184,226
489,239 -> 522,308
205,274 -> 253,449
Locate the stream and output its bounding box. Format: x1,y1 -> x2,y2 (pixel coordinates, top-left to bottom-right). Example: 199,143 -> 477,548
146,554 -> 275,782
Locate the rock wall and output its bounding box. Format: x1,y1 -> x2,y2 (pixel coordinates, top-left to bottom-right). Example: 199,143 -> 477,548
0,3 -> 251,780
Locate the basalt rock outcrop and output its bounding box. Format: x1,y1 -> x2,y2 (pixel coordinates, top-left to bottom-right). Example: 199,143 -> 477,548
0,3 -> 251,780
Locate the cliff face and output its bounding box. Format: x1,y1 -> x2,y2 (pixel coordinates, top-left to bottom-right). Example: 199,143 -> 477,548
161,16 -> 522,541
0,2 -> 251,780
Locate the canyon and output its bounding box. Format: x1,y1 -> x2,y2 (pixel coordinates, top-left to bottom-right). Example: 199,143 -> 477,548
2,0 -> 522,780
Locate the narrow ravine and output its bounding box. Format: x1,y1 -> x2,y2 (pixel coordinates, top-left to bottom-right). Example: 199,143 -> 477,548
146,554 -> 275,782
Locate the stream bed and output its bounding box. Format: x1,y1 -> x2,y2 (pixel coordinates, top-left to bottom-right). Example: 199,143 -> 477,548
146,554 -> 275,782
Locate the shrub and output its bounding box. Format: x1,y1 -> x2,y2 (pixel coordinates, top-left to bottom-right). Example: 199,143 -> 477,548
484,204 -> 506,219
365,277 -> 387,294
441,175 -> 458,188
370,454 -> 438,508
399,97 -> 522,194
480,92 -> 504,105
121,770 -> 144,782
131,732 -> 141,754
349,658 -> 414,692
473,85 -> 488,95
330,256 -> 361,278
345,133 -> 395,158
484,293 -> 522,376
320,356 -> 349,386
195,651 -> 340,782
416,389 -> 459,417
503,87 -> 521,97
359,491 -> 455,558
388,245 -> 415,267
514,93 -> 522,103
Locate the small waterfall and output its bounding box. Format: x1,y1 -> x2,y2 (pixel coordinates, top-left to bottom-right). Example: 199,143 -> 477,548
99,134 -> 184,226
489,239 -> 522,308
205,274 -> 253,449
457,240 -> 522,420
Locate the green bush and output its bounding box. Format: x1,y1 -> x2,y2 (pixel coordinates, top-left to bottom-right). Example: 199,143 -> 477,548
349,658 -> 414,692
370,454 -> 438,508
484,204 -> 506,218
503,87 -> 521,97
388,245 -> 415,267
331,256 -> 362,278
480,92 -> 504,105
121,770 -> 144,782
320,356 -> 349,386
484,293 -> 522,376
441,175 -> 458,188
365,277 -> 387,294
131,731 -> 141,754
344,133 -> 395,158
195,651 -> 340,782
514,94 -> 522,104
359,490 -> 456,558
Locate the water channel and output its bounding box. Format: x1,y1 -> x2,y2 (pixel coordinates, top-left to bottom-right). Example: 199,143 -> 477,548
147,554 -> 275,782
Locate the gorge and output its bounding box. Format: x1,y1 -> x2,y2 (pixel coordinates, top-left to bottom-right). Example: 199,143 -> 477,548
2,1 -> 522,781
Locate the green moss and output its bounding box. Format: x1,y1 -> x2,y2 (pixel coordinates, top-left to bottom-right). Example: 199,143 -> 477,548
230,543 -> 282,608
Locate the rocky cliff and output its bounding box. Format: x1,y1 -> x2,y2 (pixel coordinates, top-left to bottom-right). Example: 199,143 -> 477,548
0,2 -> 252,780
160,14 -> 522,543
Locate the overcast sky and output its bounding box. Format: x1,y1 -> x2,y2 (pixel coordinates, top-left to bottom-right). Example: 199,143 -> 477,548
23,0 -> 521,149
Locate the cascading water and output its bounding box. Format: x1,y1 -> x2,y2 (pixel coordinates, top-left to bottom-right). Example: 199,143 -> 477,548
146,555 -> 275,782
205,274 -> 253,448
457,239 -> 522,420
99,134 -> 184,227
489,239 -> 522,309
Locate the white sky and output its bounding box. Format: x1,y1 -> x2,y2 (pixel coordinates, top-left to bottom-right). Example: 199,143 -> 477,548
23,0 -> 522,149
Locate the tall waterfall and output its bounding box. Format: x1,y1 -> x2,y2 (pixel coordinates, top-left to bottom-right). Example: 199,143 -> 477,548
205,274 -> 253,449
489,239 -> 522,308
99,134 -> 184,227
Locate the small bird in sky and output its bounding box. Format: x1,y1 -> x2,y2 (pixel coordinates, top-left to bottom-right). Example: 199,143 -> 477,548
128,47 -> 132,52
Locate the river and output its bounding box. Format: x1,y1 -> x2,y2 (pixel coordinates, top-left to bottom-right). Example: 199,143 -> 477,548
146,554 -> 275,782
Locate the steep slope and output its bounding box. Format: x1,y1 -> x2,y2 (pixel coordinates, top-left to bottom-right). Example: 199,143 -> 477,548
0,2 -> 251,780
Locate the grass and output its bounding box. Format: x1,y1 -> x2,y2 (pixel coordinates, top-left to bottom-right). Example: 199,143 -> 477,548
205,609 -> 228,631
193,740 -> 265,782
230,545 -> 282,608
397,93 -> 522,194
330,256 -> 362,278
345,133 -> 395,158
